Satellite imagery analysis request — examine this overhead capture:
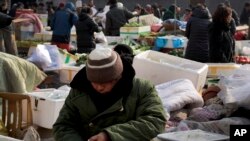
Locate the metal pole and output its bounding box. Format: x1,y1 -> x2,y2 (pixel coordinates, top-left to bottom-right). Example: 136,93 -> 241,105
174,0 -> 177,35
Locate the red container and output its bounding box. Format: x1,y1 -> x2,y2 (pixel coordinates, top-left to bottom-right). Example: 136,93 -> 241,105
151,24 -> 163,32
51,42 -> 70,51
15,9 -> 34,18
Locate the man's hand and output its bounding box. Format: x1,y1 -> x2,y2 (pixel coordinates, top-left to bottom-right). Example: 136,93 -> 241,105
88,132 -> 110,141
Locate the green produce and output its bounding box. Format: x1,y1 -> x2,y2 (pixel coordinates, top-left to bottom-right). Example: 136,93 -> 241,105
108,41 -> 118,45
75,54 -> 88,66
16,40 -> 45,48
124,22 -> 144,27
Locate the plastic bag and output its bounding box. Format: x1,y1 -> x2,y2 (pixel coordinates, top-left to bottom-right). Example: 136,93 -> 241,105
44,44 -> 62,71
95,31 -> 107,46
218,65 -> 250,109
27,44 -> 52,70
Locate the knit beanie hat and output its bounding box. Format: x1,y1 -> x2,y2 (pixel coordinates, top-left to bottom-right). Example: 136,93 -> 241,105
86,47 -> 123,83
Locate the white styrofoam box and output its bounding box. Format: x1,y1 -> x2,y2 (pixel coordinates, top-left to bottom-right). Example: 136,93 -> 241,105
34,32 -> 52,41
133,50 -> 208,92
20,24 -> 34,32
155,35 -> 188,48
120,26 -> 151,39
37,14 -> 48,27
34,31 -> 76,42
106,36 -> 124,44
235,40 -> 250,55
20,24 -> 34,40
128,14 -> 161,26
206,63 -> 241,77
59,65 -> 83,84
27,89 -> 69,129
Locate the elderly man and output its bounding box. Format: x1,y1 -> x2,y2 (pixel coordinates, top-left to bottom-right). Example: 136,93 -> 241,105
53,47 -> 166,141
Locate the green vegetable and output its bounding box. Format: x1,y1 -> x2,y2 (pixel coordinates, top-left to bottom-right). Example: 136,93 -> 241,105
124,22 -> 144,27
75,54 -> 88,66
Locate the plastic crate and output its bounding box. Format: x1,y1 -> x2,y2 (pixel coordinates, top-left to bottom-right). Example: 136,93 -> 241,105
27,89 -> 68,129
155,35 -> 188,48
133,50 -> 208,92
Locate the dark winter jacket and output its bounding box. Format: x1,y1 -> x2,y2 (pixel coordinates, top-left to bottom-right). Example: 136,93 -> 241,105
240,9 -> 250,25
0,12 -> 12,29
208,22 -> 235,63
51,2 -> 78,38
105,4 -> 134,36
232,9 -> 240,26
53,58 -> 166,141
162,5 -> 180,21
184,7 -> 211,63
75,13 -> 100,53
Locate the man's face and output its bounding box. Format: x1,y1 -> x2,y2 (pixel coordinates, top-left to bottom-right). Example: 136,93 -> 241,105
91,79 -> 118,94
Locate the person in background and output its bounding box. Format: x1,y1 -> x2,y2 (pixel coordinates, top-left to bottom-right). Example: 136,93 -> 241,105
240,2 -> 250,25
209,4 -> 235,63
105,0 -> 134,36
217,3 -> 236,36
75,6 -> 101,54
53,47 -> 166,141
50,2 -> 78,51
0,2 -> 8,14
36,2 -> 46,14
114,43 -> 134,64
0,12 -> 17,56
224,0 -> 240,26
8,2 -> 23,17
162,4 -> 181,21
184,4 -> 211,63
87,0 -> 97,17
181,8 -> 192,21
133,3 -> 146,16
30,2 -> 38,13
152,3 -> 162,19
46,1 -> 55,28
94,2 -> 110,30
145,4 -> 153,15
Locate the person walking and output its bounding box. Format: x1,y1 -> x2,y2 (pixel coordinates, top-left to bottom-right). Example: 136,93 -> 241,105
75,6 -> 101,53
50,2 -> 78,51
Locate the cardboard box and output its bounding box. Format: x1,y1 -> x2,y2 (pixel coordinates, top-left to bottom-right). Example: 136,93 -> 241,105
207,63 -> 241,77
133,50 -> 208,92
120,26 -> 151,38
